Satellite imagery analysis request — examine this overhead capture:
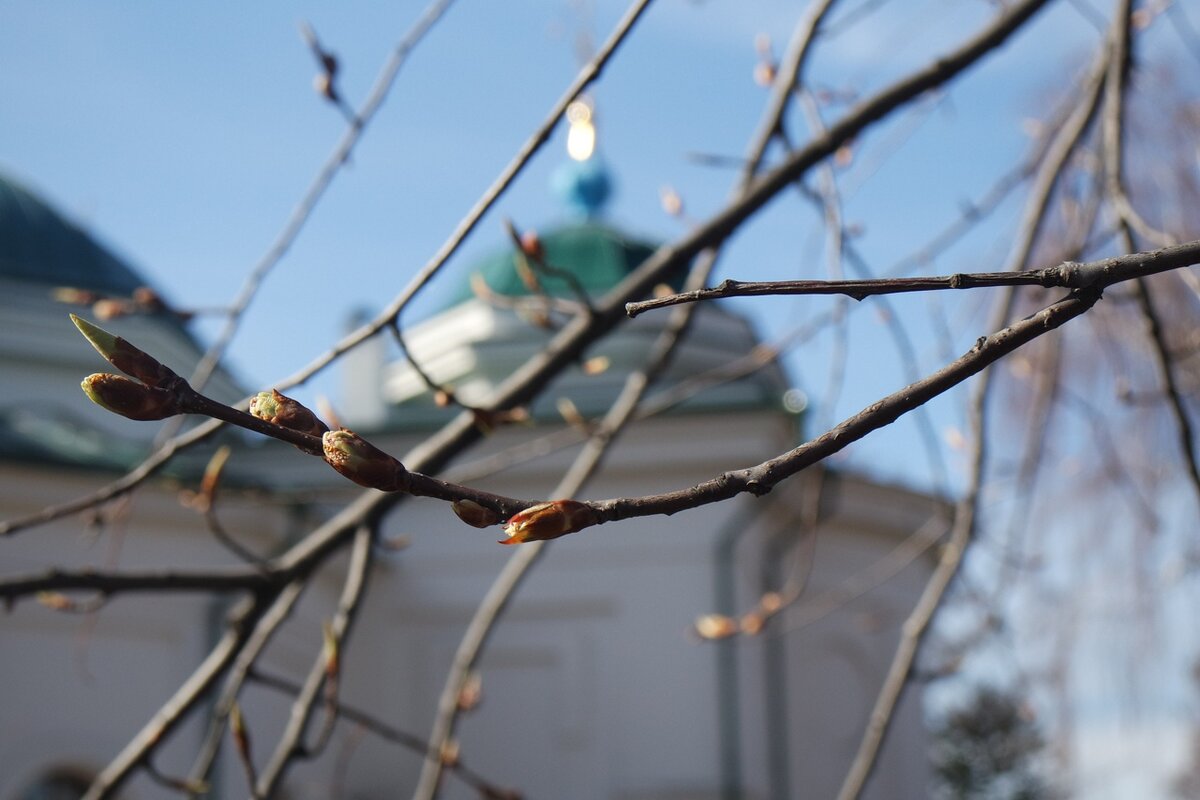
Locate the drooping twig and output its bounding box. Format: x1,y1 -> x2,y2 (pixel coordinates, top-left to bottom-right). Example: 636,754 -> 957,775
832,33 -> 1117,794
1099,0 -> 1200,510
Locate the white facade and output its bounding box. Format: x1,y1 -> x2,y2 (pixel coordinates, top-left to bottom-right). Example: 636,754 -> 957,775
0,180 -> 939,799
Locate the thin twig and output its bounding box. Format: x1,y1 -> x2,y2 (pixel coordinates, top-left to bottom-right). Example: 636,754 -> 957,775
248,668 -> 519,798
186,581 -> 308,789
187,0 -> 461,394
254,524 -> 376,796
414,5 -> 843,791
1099,0 -> 1200,509
81,596 -> 270,800
275,0 -> 658,391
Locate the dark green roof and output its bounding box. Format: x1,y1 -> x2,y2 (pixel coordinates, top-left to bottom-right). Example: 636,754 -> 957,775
0,172 -> 145,294
446,222 -> 685,309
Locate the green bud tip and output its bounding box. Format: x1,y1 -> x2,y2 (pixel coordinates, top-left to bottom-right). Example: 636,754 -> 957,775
70,314 -> 122,362
69,313 -> 176,388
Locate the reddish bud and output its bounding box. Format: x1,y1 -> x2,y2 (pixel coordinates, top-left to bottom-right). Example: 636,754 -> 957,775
322,429 -> 408,491
499,499 -> 599,545
82,373 -> 179,420
694,614 -> 740,640
452,499 -> 502,529
250,389 -> 329,437
52,287 -> 101,306
753,61 -> 777,87
659,185 -> 684,217
457,670 -> 483,712
92,298 -> 130,320
519,230 -> 544,262
132,286 -> 167,312
36,592 -> 75,612
581,355 -> 610,376
740,612 -> 765,636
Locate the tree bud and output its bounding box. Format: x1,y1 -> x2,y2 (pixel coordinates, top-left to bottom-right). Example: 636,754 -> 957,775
250,389 -> 329,437
82,373 -> 179,420
519,229 -> 544,261
694,614 -> 740,640
70,314 -> 178,388
322,429 -> 407,491
452,499 -> 501,529
499,499 -> 599,545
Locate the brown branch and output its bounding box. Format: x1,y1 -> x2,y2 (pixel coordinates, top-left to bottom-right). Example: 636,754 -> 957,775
1131,279 -> 1200,503
247,668 -> 519,799
591,289 -> 1099,529
0,0 -> 650,540
254,525 -> 375,796
0,566 -> 273,604
0,418 -> 221,537
80,596 -> 270,800
625,239 -> 1200,314
834,300 -> 1001,800
1099,0 -> 1200,508
185,581 -> 308,789
412,4 -> 845,784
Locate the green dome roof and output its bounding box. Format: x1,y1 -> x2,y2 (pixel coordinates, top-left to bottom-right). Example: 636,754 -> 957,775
446,222 -> 685,309
0,172 -> 145,294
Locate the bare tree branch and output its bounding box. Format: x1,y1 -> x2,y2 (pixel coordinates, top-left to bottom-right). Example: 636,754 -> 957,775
80,596 -> 269,800
255,524 -> 376,796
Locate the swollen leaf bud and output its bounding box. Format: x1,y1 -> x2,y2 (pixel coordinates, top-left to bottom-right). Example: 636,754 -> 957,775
82,373 -> 179,420
519,229 -> 544,262
452,499 -> 502,529
694,613 -> 740,641
250,389 -> 329,437
499,499 -> 599,545
322,429 -> 408,491
70,314 -> 178,388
